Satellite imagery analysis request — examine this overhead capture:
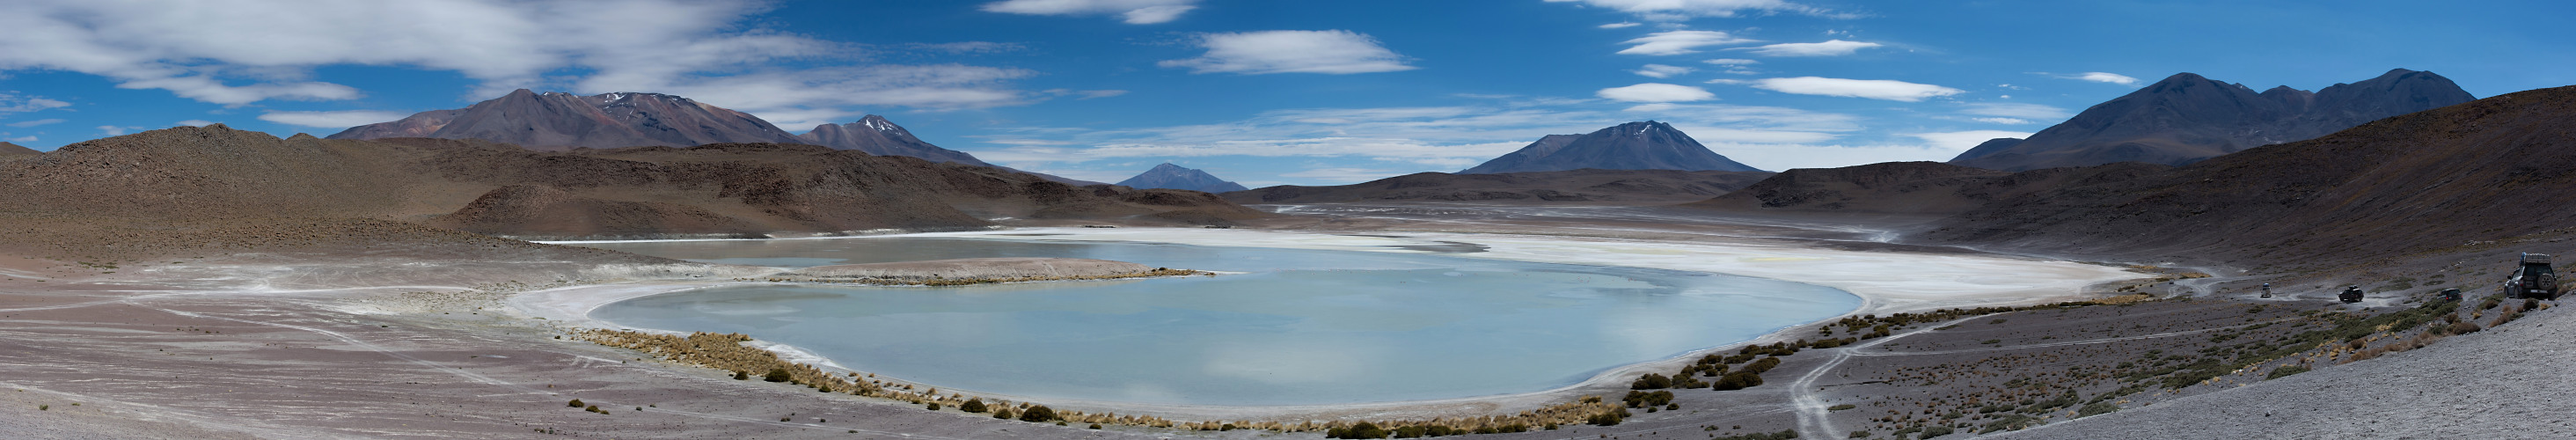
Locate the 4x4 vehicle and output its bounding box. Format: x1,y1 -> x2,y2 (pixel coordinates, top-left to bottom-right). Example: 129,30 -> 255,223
2506,253 -> 2560,300
2439,288 -> 2463,302
2339,286 -> 2365,303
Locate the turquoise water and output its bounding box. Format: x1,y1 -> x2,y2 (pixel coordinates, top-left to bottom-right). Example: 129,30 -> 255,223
579,237 -> 1859,406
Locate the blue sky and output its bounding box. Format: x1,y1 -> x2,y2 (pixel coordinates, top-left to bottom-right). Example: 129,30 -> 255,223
1,0 -> 2568,186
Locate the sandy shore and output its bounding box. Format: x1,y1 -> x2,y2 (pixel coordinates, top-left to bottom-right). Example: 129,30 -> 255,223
511,226 -> 2146,422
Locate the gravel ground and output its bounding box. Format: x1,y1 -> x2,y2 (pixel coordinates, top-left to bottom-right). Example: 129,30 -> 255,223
2003,299 -> 2573,439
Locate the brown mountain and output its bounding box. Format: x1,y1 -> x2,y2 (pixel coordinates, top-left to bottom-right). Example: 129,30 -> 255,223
1950,69 -> 2475,171
1684,161 -> 2166,220
5,125 -> 1263,240
795,115 -> 991,166
1225,168 -> 1772,204
0,142 -> 37,157
1461,121 -> 1762,173
327,90 -> 804,150
1922,84 -> 2576,264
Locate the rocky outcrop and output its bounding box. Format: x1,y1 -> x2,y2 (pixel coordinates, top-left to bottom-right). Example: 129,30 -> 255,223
1461,121 -> 1761,173
0,142 -> 38,157
1951,69 -> 2475,171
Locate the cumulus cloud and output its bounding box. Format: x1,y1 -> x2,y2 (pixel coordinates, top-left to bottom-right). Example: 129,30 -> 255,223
3,136 -> 33,143
1544,0 -> 1836,21
1631,64 -> 1695,78
256,110 -> 416,128
1159,30 -> 1416,75
1599,22 -> 1642,29
1742,40 -> 1881,56
6,119 -> 64,128
0,0 -> 1041,123
1616,31 -> 1759,55
1746,77 -> 1962,101
2069,71 -> 2141,85
982,0 -> 1199,24
1597,84 -> 1716,103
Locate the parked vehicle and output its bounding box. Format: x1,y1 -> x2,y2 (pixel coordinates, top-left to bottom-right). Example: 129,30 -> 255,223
2439,288 -> 2463,302
2260,283 -> 2272,298
2339,286 -> 2365,303
2506,253 -> 2560,300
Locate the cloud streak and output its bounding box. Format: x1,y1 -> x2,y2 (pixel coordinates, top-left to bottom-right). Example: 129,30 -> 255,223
1742,40 -> 1881,56
982,0 -> 1200,24
1617,31 -> 1760,55
1160,30 -> 1416,75
1746,77 -> 1962,101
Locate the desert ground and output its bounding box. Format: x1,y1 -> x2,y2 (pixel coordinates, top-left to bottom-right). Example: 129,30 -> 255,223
0,203 -> 2553,439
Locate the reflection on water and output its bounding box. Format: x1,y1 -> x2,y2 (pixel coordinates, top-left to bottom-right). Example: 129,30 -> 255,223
581,238 -> 1858,406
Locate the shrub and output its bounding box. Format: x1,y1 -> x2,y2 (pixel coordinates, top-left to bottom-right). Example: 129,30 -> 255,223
763,369 -> 791,383
926,403 -> 940,410
2266,365 -> 2310,379
1714,371 -> 1766,391
2077,402 -> 2117,417
732,370 -> 747,380
960,398 -> 987,413
1018,405 -> 1057,422
1631,373 -> 1672,390
567,399 -> 584,407
1743,356 -> 1782,374
1828,404 -> 1856,411
992,408 -> 1014,420
1328,422 -> 1390,438
2448,321 -> 2483,335
1921,425 -> 1954,438
1088,423 -> 1102,429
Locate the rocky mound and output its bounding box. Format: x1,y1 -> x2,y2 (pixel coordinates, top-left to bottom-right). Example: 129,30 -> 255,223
1951,69 -> 2475,171
0,141 -> 36,157
1924,84 -> 2576,265
1226,168 -> 1772,204
1461,121 -> 1762,173
776,258 -> 1155,281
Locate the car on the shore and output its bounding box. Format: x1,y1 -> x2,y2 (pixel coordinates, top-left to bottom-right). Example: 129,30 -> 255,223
2339,287 -> 2365,303
2440,288 -> 2463,302
2506,253 -> 2559,300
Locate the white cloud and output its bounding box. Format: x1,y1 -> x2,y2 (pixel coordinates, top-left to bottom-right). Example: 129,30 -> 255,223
1544,0 -> 1835,21
1958,102 -> 2071,121
1742,40 -> 1881,56
1616,31 -> 1759,55
1746,77 -> 1962,101
256,110 -> 413,128
1044,89 -> 1129,99
6,118 -> 64,128
1631,64 -> 1695,78
1597,84 -> 1716,103
97,126 -> 141,136
0,0 -> 1040,121
0,92 -> 71,113
3,136 -> 33,143
982,0 -> 1199,24
1972,117 -> 2031,124
1909,130 -> 2033,152
1159,30 -> 1415,75
1701,58 -> 1760,65
175,120 -> 216,127
2069,71 -> 2141,85
1599,22 -> 1642,29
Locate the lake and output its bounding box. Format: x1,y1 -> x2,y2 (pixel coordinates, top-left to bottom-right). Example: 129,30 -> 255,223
578,236 -> 1859,406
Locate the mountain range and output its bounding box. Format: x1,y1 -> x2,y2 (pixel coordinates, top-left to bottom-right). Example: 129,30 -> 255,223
1950,69 -> 2475,171
1461,121 -> 1761,174
1226,168 -> 1772,204
8,125 -> 1262,239
1116,163 -> 1248,193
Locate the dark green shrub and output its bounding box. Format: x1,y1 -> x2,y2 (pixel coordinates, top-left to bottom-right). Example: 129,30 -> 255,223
567,399 -> 584,407
1088,423 -> 1101,429
926,403 -> 940,410
1714,371 -> 1765,390
2077,402 -> 2117,417
1328,422 -> 1390,438
732,370 -> 748,380
1921,425 -> 1954,437
2449,321 -> 2483,334
1017,405 -> 1057,422
992,408 -> 1014,420
1630,373 -> 1672,390
960,398 -> 988,413
1828,404 -> 1856,411
764,369 -> 791,383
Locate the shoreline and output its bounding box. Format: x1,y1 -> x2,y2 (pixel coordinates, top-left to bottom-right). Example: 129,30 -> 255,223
513,227 -> 2146,422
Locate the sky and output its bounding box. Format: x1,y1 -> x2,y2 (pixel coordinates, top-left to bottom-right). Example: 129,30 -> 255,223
1,0 -> 2569,187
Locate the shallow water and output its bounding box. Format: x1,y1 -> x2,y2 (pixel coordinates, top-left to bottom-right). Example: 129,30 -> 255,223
581,237 -> 1858,406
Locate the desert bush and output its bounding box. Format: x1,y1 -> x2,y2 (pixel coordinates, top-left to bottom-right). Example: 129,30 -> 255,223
1621,390 -> 1675,408
1019,405 -> 1058,422
1714,371 -> 1765,391
1630,373 -> 1672,390
960,398 -> 987,413
2448,321 -> 2482,334
1744,356 -> 1782,374
1712,430 -> 1798,440
731,370 -> 748,380
1828,404 -> 1856,411
1921,425 -> 1955,438
1328,422 -> 1390,438
764,368 -> 792,383
992,408 -> 1014,420
2266,365 -> 2310,379
926,403 -> 940,410
2077,402 -> 2117,417
567,399 -> 584,407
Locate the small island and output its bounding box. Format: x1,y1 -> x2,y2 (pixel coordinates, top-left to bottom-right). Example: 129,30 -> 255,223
756,257 -> 1210,286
